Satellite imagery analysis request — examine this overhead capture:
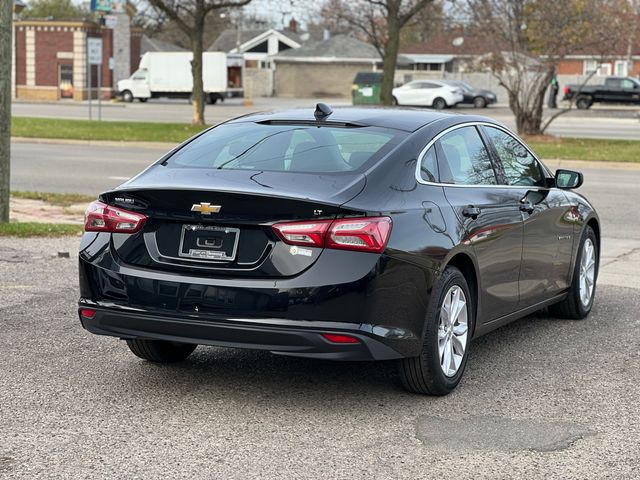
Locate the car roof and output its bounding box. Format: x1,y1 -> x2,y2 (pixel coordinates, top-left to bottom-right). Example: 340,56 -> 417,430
226,106 -> 461,132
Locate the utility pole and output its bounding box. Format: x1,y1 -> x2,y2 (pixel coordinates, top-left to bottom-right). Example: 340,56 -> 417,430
0,0 -> 14,223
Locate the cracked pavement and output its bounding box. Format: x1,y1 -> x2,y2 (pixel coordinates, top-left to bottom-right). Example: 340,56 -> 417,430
1,165 -> 639,479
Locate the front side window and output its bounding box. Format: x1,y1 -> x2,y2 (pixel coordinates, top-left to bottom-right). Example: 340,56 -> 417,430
436,126 -> 496,185
484,127 -> 544,187
164,123 -> 406,173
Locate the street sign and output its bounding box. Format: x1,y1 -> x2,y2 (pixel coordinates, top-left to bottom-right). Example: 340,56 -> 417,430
87,38 -> 103,65
104,14 -> 118,28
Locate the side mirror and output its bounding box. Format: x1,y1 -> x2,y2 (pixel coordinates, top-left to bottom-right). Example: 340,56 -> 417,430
555,169 -> 583,189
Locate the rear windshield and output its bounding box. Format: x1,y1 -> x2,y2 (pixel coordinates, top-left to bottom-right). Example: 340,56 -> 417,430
163,122 -> 407,173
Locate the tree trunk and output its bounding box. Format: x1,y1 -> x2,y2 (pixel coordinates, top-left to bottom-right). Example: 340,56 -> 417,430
0,0 -> 12,223
190,8 -> 206,126
380,17 -> 400,106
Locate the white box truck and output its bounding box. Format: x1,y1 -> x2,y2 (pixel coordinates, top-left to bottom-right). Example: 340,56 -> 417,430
117,51 -> 240,104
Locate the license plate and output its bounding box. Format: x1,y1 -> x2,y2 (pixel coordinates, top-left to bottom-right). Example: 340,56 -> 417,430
178,225 -> 239,262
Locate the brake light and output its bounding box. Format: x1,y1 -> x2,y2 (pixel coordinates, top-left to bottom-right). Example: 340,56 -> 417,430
563,86 -> 569,95
271,220 -> 332,247
84,200 -> 147,233
272,216 -> 392,254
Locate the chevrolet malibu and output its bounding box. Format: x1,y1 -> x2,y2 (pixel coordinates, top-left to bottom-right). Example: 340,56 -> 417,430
78,105 -> 599,395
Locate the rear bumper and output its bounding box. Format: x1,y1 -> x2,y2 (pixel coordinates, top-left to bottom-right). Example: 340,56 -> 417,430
78,232 -> 437,360
78,306 -> 405,361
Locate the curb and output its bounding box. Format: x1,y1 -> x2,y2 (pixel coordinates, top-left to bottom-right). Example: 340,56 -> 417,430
10,136 -> 176,150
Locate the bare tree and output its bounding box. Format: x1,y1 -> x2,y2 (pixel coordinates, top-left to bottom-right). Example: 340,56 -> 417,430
147,0 -> 252,126
468,0 -> 636,135
323,0 -> 434,105
0,0 -> 13,223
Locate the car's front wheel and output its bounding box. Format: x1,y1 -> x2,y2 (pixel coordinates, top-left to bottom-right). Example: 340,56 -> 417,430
126,339 -> 197,363
121,90 -> 134,103
398,266 -> 473,395
549,226 -> 598,319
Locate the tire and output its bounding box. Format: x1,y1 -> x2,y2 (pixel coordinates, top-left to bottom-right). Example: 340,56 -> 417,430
392,96 -> 399,106
207,94 -> 220,105
576,96 -> 592,110
549,226 -> 598,320
122,90 -> 134,103
126,339 -> 197,363
432,97 -> 447,110
138,98 -> 148,103
473,96 -> 487,108
398,266 -> 474,395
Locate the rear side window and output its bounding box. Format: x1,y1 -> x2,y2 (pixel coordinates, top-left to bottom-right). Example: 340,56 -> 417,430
419,146 -> 438,182
164,123 -> 406,173
436,126 -> 497,185
484,127 -> 544,187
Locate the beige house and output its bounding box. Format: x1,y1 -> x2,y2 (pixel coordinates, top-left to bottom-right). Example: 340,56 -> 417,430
271,35 -> 381,98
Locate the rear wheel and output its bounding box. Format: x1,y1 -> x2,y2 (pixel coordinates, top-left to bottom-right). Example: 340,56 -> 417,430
576,95 -> 592,110
473,96 -> 487,108
549,226 -> 598,319
392,96 -> 399,106
432,97 -> 447,110
126,339 -> 197,363
398,266 -> 473,395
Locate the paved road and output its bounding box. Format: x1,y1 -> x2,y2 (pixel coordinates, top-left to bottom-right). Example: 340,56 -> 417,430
11,141 -> 167,194
12,98 -> 640,140
1,220 -> 639,477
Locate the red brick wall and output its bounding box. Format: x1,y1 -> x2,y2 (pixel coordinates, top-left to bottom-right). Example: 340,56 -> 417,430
130,31 -> 142,73
15,29 -> 26,85
557,60 -> 583,75
100,28 -> 113,89
35,30 -> 74,86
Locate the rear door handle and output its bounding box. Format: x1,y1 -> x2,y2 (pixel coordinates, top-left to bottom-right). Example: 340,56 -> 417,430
462,206 -> 481,219
520,201 -> 534,214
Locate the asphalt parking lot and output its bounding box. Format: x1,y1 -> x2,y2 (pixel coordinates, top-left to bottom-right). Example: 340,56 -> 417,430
2,166 -> 640,478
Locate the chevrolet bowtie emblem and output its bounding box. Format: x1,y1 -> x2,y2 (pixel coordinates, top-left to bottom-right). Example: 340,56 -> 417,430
191,202 -> 221,215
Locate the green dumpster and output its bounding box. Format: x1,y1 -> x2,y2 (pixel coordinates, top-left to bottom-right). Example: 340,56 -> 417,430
352,71 -> 383,105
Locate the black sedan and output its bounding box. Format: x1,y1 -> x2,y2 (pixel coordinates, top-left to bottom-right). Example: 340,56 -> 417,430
442,80 -> 498,108
78,105 -> 599,395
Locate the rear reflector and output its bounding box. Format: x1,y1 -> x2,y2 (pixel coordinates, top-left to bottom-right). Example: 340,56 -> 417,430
80,308 -> 95,319
84,200 -> 147,234
321,333 -> 360,344
272,216 -> 392,254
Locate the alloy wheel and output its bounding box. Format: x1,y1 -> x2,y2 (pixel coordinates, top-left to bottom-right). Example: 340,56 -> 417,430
437,285 -> 469,377
579,238 -> 596,306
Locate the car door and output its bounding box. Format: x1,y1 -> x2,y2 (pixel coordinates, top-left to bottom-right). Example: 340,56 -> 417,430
130,70 -> 151,98
481,125 -> 575,308
619,78 -> 640,103
436,125 -> 524,322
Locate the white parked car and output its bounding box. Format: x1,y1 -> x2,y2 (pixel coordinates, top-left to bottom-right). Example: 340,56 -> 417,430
392,80 -> 464,109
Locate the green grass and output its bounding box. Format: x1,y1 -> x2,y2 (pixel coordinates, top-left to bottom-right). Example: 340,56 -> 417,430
525,137 -> 640,163
12,117 -> 208,143
0,222 -> 83,237
11,191 -> 95,207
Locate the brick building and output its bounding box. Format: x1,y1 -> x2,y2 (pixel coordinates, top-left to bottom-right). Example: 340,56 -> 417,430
13,18 -> 141,101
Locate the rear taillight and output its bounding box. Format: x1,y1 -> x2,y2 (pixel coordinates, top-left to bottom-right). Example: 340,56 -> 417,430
271,220 -> 331,247
84,200 -> 147,233
272,216 -> 392,254
563,86 -> 569,95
